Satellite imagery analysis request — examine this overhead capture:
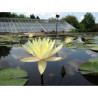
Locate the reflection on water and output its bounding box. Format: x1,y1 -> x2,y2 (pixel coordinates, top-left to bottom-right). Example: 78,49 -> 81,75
0,46 -> 11,59
60,66 -> 66,78
0,44 -> 98,85
86,50 -> 98,57
82,75 -> 98,85
41,74 -> 44,85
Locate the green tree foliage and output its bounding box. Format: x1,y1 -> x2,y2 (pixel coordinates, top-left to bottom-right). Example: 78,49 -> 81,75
79,23 -> 85,29
90,24 -> 98,32
11,13 -> 19,18
0,12 -> 40,20
36,16 -> 40,19
49,17 -> 56,20
18,14 -> 26,18
81,12 -> 95,29
0,12 -> 12,18
61,15 -> 80,28
30,14 -> 35,19
0,12 -> 27,18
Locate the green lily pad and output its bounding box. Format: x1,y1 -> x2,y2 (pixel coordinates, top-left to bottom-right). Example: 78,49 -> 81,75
79,62 -> 98,75
55,40 -> 64,45
85,44 -> 95,47
64,42 -> 90,50
77,46 -> 89,50
0,79 -> 28,86
64,44 -> 77,49
90,45 -> 98,51
88,58 -> 98,62
0,68 -> 28,86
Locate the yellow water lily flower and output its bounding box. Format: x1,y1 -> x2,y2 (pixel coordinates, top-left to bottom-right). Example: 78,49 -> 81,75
29,34 -> 33,38
20,38 -> 63,75
65,37 -> 73,44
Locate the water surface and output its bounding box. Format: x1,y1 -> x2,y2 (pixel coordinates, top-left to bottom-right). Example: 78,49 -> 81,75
0,43 -> 98,85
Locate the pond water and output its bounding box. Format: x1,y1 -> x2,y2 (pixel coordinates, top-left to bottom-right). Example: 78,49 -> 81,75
0,36 -> 98,85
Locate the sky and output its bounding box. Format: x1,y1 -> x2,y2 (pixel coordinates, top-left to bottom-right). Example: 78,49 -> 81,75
16,12 -> 98,23
0,0 -> 98,23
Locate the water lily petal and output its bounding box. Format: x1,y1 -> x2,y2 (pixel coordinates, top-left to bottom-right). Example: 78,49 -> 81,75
38,60 -> 47,75
45,40 -> 55,58
49,45 -> 63,57
28,40 -> 41,58
22,45 -> 34,55
20,57 -> 40,62
46,57 -> 64,61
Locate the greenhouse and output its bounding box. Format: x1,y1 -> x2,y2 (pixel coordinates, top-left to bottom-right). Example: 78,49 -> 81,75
0,18 -> 75,33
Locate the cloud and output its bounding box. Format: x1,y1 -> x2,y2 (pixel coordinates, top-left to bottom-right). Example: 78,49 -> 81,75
86,50 -> 98,57
50,12 -> 61,18
96,18 -> 98,23
50,13 -> 56,18
11,47 -> 31,59
67,59 -> 85,75
80,15 -> 84,22
57,47 -> 76,58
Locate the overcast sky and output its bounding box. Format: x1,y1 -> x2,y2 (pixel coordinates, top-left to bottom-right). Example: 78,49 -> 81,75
0,0 -> 98,23
16,12 -> 98,23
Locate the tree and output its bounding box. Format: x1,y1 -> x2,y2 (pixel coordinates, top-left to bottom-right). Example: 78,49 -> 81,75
90,24 -> 98,32
49,17 -> 56,20
0,12 -> 11,18
36,16 -> 40,19
81,12 -> 95,29
18,14 -> 26,18
11,13 -> 18,18
79,23 -> 85,29
30,14 -> 35,19
61,15 -> 80,28
0,12 -> 28,18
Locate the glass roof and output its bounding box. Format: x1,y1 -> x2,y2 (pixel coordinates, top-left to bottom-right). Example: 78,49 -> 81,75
0,18 -> 75,33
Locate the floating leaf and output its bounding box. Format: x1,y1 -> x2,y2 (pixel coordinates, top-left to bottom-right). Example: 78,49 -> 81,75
88,58 -> 98,62
64,44 -> 77,49
0,79 -> 28,86
0,68 -> 28,86
55,40 -> 64,45
79,62 -> 98,75
85,44 -> 95,47
90,45 -> 98,51
64,42 -> 90,50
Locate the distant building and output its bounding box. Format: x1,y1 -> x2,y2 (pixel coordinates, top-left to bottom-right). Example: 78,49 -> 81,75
0,18 -> 75,33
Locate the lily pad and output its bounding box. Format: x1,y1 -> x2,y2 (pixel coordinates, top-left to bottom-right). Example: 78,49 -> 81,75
0,68 -> 28,86
64,42 -> 90,50
55,40 -> 64,45
88,58 -> 98,62
64,44 -> 77,49
84,44 -> 95,47
79,62 -> 98,75
77,46 -> 89,50
90,45 -> 98,51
